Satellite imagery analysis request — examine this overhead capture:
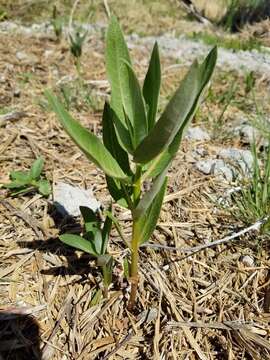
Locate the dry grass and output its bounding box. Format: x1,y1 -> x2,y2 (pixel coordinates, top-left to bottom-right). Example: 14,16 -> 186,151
0,20 -> 270,360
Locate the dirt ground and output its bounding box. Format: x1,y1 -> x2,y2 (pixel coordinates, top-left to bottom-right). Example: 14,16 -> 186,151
0,2 -> 270,359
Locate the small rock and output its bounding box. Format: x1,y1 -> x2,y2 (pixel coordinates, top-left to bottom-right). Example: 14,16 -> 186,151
218,148 -> 253,171
16,51 -> 38,64
195,159 -> 216,174
185,126 -> 210,141
213,164 -> 233,182
195,159 -> 233,181
240,255 -> 254,267
53,182 -> 100,217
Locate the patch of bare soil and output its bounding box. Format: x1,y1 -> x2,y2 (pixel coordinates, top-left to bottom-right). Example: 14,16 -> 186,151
0,28 -> 270,359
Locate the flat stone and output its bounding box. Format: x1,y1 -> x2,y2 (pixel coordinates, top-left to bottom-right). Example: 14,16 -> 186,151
53,182 -> 100,217
185,126 -> 210,141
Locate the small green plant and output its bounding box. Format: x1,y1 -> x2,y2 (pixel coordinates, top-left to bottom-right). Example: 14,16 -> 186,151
69,26 -> 88,75
232,141 -> 270,233
60,206 -> 113,297
46,17 -> 217,310
2,157 -> 51,197
51,5 -> 63,42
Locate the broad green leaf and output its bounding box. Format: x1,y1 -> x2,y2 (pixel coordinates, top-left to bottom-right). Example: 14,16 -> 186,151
122,62 -> 147,147
45,91 -> 128,181
137,178 -> 167,245
143,42 -> 161,131
97,254 -> 112,267
59,234 -> 97,256
4,181 -> 27,190
144,46 -> 218,179
112,110 -> 134,154
101,210 -> 112,254
30,157 -> 44,180
10,171 -> 31,185
93,231 -> 103,255
133,163 -> 169,219
37,179 -> 51,196
102,102 -> 131,175
79,206 -> 100,234
105,16 -> 131,125
105,176 -> 129,208
134,47 -> 217,164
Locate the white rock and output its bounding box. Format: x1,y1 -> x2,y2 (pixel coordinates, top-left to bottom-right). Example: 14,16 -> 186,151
185,126 -> 210,141
240,255 -> 254,267
195,159 -> 233,181
218,148 -> 253,170
195,159 -> 216,174
53,182 -> 100,217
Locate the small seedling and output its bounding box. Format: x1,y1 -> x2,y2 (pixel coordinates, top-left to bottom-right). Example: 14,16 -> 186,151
51,5 -> 63,42
69,26 -> 88,75
46,17 -> 217,310
232,141 -> 270,233
2,157 -> 51,197
60,206 -> 113,297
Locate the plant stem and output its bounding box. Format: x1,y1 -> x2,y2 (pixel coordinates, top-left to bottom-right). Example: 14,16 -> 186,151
128,219 -> 140,311
128,166 -> 142,311
102,264 -> 111,299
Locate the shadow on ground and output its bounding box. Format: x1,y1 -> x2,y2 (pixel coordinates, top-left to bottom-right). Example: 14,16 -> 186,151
0,311 -> 41,360
17,238 -> 96,277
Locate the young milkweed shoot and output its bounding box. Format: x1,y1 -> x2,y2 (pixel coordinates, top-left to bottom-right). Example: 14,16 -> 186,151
45,16 -> 217,311
59,206 -> 113,297
2,157 -> 51,197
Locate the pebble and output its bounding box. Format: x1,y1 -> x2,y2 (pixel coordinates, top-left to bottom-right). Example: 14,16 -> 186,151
240,255 -> 254,267
185,126 -> 210,141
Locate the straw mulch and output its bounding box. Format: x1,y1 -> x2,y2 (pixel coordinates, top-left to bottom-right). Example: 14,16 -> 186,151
0,27 -> 270,360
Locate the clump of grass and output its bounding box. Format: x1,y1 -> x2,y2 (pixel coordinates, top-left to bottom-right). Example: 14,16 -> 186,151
231,141 -> 270,233
190,31 -> 263,52
224,0 -> 270,31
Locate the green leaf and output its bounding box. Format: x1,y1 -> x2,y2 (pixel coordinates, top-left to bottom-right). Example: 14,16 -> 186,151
105,16 -> 131,125
59,234 -> 97,256
134,47 -> 217,164
97,254 -> 112,267
101,210 -> 112,254
45,91 -> 129,181
144,45 -> 217,179
37,179 -> 51,196
93,231 -> 103,255
122,62 -> 147,147
79,206 -> 99,234
10,171 -> 31,185
105,176 -> 129,208
137,178 -> 167,245
143,42 -> 161,131
112,110 -> 134,154
102,102 -> 131,175
133,163 -> 169,219
143,125 -> 185,179
30,157 -> 44,180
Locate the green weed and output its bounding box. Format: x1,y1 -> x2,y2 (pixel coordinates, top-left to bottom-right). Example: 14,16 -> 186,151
2,157 -> 51,197
46,17 -> 217,310
232,141 -> 270,233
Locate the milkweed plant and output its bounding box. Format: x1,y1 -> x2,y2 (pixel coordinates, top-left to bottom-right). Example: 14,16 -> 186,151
45,17 -> 217,310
